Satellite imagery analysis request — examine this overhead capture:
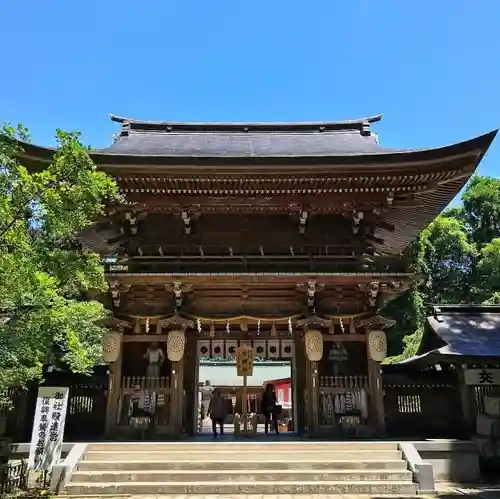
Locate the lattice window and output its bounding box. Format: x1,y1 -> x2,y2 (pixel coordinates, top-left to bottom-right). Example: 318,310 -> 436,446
397,394 -> 421,413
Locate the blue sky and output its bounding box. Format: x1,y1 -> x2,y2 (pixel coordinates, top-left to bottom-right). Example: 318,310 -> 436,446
1,1 -> 499,201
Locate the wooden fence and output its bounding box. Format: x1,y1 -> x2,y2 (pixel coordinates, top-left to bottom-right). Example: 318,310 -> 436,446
0,460 -> 50,495
383,367 -> 466,439
0,366 -> 489,442
0,369 -> 108,442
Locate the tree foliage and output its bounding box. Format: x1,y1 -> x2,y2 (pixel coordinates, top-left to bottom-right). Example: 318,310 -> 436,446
384,175 -> 500,361
0,124 -> 121,390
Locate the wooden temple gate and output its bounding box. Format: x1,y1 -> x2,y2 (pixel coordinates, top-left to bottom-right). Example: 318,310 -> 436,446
18,112 -> 494,439
102,309 -> 393,438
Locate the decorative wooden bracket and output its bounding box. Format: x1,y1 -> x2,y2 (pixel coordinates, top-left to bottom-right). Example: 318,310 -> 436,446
165,282 -> 194,309
124,211 -> 138,235
240,286 -> 250,303
297,280 -> 325,309
360,280 -> 409,310
108,281 -> 130,308
351,211 -> 363,235
298,210 -> 308,235
367,281 -> 380,307
181,211 -> 191,235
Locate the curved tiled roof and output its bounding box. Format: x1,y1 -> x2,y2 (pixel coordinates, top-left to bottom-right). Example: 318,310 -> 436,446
100,113 -> 391,158
100,129 -> 391,158
11,114 -> 497,168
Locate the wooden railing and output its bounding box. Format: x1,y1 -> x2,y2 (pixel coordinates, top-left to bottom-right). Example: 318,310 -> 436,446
319,375 -> 368,391
317,375 -> 369,431
117,376 -> 175,432
121,376 -> 171,392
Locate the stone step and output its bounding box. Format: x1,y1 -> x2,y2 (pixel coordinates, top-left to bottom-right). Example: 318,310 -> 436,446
71,469 -> 414,483
79,458 -> 409,471
64,480 -> 418,495
62,495 -> 423,499
82,449 -> 403,461
85,441 -> 399,452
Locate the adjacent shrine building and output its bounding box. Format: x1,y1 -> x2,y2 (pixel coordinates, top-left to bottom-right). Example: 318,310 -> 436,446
20,114 -> 496,438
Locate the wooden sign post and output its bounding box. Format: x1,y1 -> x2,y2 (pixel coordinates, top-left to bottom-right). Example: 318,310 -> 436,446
236,344 -> 254,434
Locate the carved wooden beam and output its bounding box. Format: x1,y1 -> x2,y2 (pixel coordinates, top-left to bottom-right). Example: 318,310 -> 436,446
357,314 -> 396,331
159,313 -> 195,331
296,314 -> 331,330
96,316 -> 132,331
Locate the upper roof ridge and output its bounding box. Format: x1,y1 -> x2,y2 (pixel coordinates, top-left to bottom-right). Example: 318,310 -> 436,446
109,113 -> 383,134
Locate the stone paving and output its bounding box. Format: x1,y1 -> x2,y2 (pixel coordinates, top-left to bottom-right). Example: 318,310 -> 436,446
437,486 -> 500,499
61,491 -> 500,499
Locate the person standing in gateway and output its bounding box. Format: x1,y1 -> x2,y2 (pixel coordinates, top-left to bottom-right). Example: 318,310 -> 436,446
208,389 -> 227,438
261,383 -> 279,435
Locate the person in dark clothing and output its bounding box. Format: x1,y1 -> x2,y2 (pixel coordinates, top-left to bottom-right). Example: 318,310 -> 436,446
208,389 -> 227,438
261,383 -> 279,435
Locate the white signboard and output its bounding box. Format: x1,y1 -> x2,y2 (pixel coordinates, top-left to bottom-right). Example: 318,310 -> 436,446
28,387 -> 69,471
464,369 -> 500,386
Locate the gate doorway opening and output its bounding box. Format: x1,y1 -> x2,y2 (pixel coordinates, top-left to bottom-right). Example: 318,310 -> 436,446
195,339 -> 296,437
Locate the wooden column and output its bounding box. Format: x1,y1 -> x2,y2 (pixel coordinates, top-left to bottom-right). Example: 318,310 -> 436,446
177,357 -> 185,434
182,333 -> 198,436
310,360 -> 319,436
367,355 -> 385,435
304,358 -> 316,437
170,358 -> 185,436
457,365 -> 473,434
105,332 -> 123,436
294,336 -> 307,435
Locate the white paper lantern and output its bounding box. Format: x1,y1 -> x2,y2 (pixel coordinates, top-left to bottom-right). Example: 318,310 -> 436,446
102,331 -> 122,363
368,329 -> 387,362
304,329 -> 323,362
167,329 -> 186,362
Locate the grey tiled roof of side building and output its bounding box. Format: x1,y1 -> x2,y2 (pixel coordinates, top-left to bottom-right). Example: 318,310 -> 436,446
427,307 -> 500,358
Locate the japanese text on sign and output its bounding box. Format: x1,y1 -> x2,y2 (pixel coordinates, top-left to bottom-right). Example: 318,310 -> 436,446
28,387 -> 69,471
236,344 -> 254,377
464,369 -> 500,386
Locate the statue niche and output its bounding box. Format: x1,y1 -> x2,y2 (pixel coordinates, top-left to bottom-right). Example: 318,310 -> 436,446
144,341 -> 165,378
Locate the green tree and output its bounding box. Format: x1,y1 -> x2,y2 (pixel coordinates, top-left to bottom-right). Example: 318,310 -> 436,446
462,176 -> 500,246
419,216 -> 477,304
385,175 -> 500,361
0,124 -> 121,390
476,238 -> 500,303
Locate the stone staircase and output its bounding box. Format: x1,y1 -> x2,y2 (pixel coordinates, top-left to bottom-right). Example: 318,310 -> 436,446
65,441 -> 418,496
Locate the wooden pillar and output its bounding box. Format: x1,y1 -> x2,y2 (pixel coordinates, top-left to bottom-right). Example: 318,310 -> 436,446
105,332 -> 123,436
367,356 -> 385,435
177,357 -> 185,433
310,360 -> 319,436
457,365 -> 473,435
170,358 -> 185,436
304,358 -> 316,437
294,336 -> 307,434
183,333 -> 198,436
